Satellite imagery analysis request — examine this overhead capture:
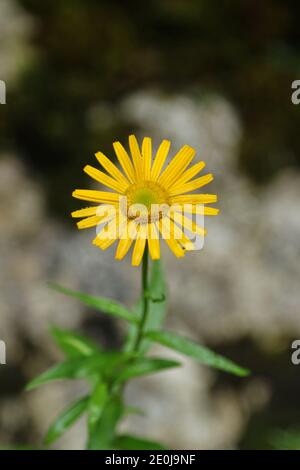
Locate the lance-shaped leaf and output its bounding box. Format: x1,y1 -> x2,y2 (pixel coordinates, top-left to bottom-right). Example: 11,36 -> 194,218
114,434 -> 166,450
87,396 -> 123,450
49,283 -> 138,324
45,395 -> 89,445
26,360 -> 86,390
88,382 -> 108,433
50,326 -> 101,358
26,352 -> 130,390
114,357 -> 181,385
125,260 -> 167,352
146,330 -> 250,377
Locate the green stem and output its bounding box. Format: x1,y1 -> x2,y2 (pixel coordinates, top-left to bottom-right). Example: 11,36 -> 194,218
86,249 -> 150,448
133,247 -> 150,353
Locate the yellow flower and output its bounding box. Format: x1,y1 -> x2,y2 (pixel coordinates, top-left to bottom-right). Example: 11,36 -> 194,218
72,135 -> 218,266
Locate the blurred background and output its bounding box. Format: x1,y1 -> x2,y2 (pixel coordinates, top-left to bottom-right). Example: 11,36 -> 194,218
1,0 -> 300,450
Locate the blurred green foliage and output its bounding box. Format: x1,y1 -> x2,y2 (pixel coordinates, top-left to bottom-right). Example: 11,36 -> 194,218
3,0 -> 300,216
270,428 -> 300,450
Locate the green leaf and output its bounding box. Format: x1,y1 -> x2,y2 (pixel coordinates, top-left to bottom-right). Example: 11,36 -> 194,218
125,260 -> 167,352
49,283 -> 138,324
270,429 -> 300,450
45,395 -> 89,445
146,330 -> 250,377
88,382 -> 108,433
114,357 -> 181,385
50,326 -> 101,358
26,352 -> 131,390
114,434 -> 166,450
87,396 -> 123,450
26,360 -> 86,391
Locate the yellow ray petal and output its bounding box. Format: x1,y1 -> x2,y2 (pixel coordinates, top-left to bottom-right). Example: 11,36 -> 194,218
160,216 -> 193,250
132,237 -> 146,266
148,238 -> 160,260
113,141 -> 135,183
171,161 -> 206,187
170,211 -> 207,237
72,204 -> 120,219
142,137 -> 152,180
169,174 -> 214,196
84,165 -> 128,193
95,152 -> 129,186
159,216 -> 178,240
115,238 -> 133,260
169,219 -> 194,251
129,135 -> 143,179
151,139 -> 170,181
93,217 -> 118,250
115,220 -> 136,260
158,145 -> 195,189
72,189 -> 120,204
71,206 -> 98,218
178,235 -> 195,252
93,237 -> 116,251
164,238 -> 185,257
171,194 -> 217,204
76,205 -> 116,229
77,214 -> 111,230
158,218 -> 185,258
173,205 -> 219,216
147,223 -> 160,260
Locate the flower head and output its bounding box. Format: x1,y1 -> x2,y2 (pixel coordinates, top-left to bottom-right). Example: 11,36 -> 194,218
72,136 -> 218,266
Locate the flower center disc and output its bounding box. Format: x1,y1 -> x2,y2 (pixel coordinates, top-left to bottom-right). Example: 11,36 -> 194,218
125,181 -> 169,224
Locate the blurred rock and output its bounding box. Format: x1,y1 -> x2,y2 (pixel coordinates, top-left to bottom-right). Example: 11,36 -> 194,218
0,0 -> 34,83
